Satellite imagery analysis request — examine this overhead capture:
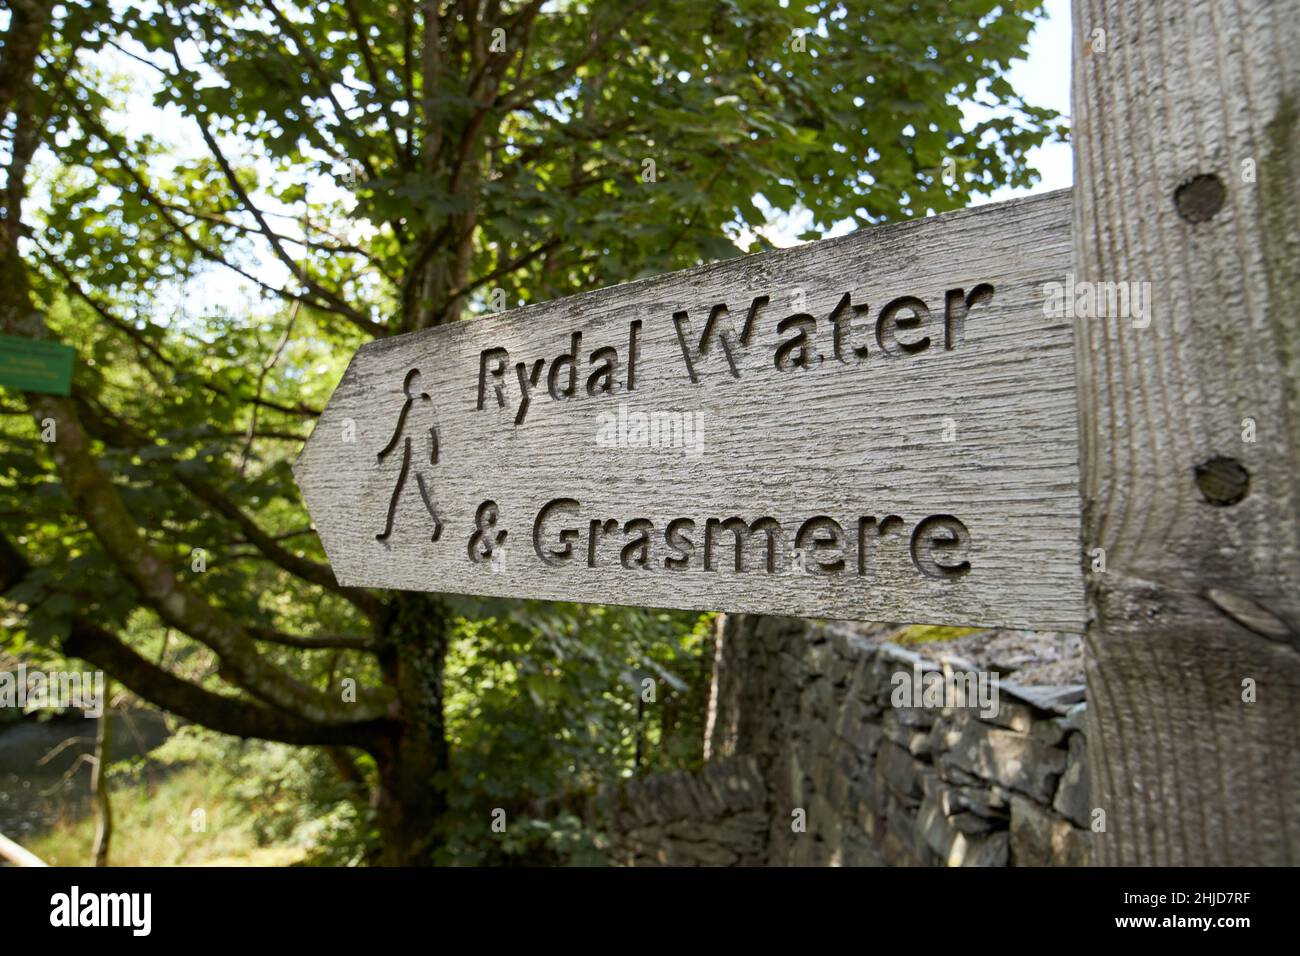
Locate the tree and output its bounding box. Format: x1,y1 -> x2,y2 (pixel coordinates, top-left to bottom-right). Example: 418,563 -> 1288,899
0,0 -> 1061,864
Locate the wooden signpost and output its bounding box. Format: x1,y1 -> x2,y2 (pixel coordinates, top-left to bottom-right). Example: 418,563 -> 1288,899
1069,0 -> 1299,865
295,190 -> 1085,631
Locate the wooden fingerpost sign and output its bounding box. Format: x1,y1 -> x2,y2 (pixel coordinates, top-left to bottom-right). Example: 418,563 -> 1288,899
296,191 -> 1085,630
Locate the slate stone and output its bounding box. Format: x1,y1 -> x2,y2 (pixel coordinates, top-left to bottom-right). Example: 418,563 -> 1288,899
1052,732 -> 1090,827
1010,794 -> 1094,866
1004,682 -> 1087,714
1060,701 -> 1088,733
941,720 -> 1067,802
906,730 -> 933,757
859,722 -> 884,757
977,696 -> 1035,733
879,742 -> 922,801
1030,716 -> 1068,747
916,795 -> 1008,866
950,811 -> 1000,836
934,780 -> 1010,821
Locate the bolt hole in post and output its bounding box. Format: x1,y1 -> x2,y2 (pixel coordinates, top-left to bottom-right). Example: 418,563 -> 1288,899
1173,173 -> 1226,223
1194,456 -> 1250,506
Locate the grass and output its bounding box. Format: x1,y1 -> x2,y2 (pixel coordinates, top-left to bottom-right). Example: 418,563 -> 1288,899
26,762 -> 306,867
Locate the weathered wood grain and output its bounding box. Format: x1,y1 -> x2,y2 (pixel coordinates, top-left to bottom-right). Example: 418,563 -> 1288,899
1072,0 -> 1300,864
296,190 -> 1084,630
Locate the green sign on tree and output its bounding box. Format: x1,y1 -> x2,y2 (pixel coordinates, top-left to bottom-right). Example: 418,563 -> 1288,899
0,335 -> 74,396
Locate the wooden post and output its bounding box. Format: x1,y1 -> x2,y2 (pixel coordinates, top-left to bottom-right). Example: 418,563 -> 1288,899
1071,0 -> 1300,864
91,680 -> 113,867
0,830 -> 48,867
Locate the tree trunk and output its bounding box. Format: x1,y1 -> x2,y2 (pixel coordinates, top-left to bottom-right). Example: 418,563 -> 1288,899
371,592 -> 452,865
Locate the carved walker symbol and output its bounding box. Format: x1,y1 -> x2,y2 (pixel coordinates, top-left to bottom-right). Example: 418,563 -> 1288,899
376,368 -> 443,542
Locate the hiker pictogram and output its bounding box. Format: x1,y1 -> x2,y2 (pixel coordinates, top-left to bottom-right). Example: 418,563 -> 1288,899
376,368 -> 443,542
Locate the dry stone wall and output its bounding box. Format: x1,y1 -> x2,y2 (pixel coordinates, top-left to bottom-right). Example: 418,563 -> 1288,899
608,615 -> 1094,866
606,757 -> 768,866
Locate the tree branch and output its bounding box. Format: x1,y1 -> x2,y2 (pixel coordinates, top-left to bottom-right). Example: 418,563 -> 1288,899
63,619 -> 393,749
0,533 -> 389,750
238,300 -> 301,474
179,64 -> 386,338
342,0 -> 406,162
448,235 -> 559,301
259,0 -> 383,181
63,394 -> 380,622
64,92 -> 369,328
494,0 -> 651,112
31,237 -> 174,381
248,625 -> 376,651
174,470 -> 384,621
